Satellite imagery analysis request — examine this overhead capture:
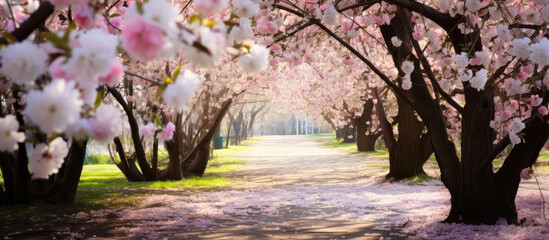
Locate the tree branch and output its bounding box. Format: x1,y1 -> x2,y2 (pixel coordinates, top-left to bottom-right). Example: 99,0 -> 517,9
0,1 -> 54,44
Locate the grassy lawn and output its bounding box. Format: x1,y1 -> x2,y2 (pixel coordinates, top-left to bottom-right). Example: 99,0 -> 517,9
0,137 -> 259,218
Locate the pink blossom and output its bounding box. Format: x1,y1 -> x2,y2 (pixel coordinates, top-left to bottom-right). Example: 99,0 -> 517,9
121,17 -> 165,61
193,0 -> 229,15
530,95 -> 542,107
271,44 -> 282,53
412,31 -> 423,41
519,168 -> 531,180
539,106 -> 548,116
48,0 -> 72,8
98,59 -> 124,87
158,122 -> 175,141
87,105 -> 121,142
341,57 -> 354,66
256,17 -> 278,34
6,20 -> 15,32
73,3 -> 96,30
49,57 -> 77,81
140,123 -> 157,138
106,16 -> 122,34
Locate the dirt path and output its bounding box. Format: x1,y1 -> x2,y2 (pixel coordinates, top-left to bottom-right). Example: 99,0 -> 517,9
4,136 -> 548,239
157,136 -> 416,239
229,135 -> 383,187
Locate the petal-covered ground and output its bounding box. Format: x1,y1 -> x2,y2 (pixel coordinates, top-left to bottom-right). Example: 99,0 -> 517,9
3,136 -> 548,239
96,136 -> 549,239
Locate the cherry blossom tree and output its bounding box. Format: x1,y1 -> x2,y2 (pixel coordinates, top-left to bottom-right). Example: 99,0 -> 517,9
263,3 -> 432,177
0,0 -> 270,203
268,0 -> 549,224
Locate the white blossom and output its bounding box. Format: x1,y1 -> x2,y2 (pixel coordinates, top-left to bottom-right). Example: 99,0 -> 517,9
239,44 -> 270,73
509,131 -> 522,144
510,37 -> 531,59
542,4 -> 549,22
87,104 -> 122,143
489,6 -> 502,19
529,38 -> 549,67
439,0 -> 453,11
29,138 -> 69,179
230,18 -> 252,42
25,80 -> 83,133
391,36 -> 402,47
523,8 -> 540,23
141,0 -> 178,33
458,69 -> 473,82
182,26 -> 226,68
510,118 -> 526,133
64,118 -> 91,141
470,68 -> 488,91
0,115 -> 25,151
233,0 -> 260,18
465,0 -> 483,12
439,78 -> 451,92
322,4 -> 338,25
64,29 -> 118,83
474,50 -> 490,68
402,75 -> 412,90
454,52 -> 470,69
401,61 -> 414,75
164,70 -> 200,112
0,41 -> 48,85
496,24 -> 512,41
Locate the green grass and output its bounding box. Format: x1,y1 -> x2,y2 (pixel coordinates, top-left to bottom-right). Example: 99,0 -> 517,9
407,173 -> 435,184
0,138 -> 259,218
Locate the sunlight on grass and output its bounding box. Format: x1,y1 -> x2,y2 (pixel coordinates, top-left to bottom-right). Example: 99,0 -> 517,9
0,137 -> 259,219
407,173 -> 435,184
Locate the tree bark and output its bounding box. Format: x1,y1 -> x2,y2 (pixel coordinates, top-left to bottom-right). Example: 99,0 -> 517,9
113,137 -> 144,181
163,113 -> 184,180
340,124 -> 355,143
109,87 -> 154,180
225,113 -> 234,148
0,152 -> 16,205
354,99 -> 380,152
385,96 -> 432,180
184,100 -> 233,176
44,140 -> 88,204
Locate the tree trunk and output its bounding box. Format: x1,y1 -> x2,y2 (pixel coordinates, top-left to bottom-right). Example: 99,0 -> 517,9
341,124 -> 355,143
185,143 -> 211,177
44,140 -> 88,203
373,88 -> 432,180
163,113 -> 183,180
232,111 -> 243,145
354,99 -> 380,152
247,106 -> 265,138
225,113 -> 234,148
109,87 -> 154,180
386,97 -> 432,180
0,152 -> 16,205
184,100 -> 233,177
0,138 -> 89,205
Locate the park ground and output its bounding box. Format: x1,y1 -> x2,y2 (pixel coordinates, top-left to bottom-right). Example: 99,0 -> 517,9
1,135 -> 549,239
